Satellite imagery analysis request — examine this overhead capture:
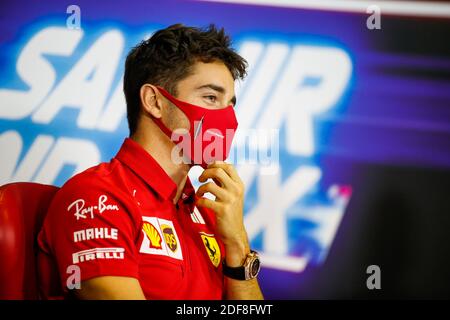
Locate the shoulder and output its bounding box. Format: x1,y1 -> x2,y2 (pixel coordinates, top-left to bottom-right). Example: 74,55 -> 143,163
63,160 -> 119,192
46,159 -> 137,223
40,159 -> 140,246
54,159 -> 127,203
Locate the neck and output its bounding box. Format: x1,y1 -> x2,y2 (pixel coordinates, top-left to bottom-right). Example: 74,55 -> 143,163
131,121 -> 190,204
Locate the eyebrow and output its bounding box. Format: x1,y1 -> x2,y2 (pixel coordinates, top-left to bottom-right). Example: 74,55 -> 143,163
196,84 -> 237,106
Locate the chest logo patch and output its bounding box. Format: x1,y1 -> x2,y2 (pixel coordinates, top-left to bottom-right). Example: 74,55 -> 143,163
200,232 -> 221,268
161,224 -> 178,252
139,217 -> 183,260
142,222 -> 162,249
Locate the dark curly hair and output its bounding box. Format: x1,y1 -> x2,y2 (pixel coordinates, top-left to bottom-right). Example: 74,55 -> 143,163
123,23 -> 248,135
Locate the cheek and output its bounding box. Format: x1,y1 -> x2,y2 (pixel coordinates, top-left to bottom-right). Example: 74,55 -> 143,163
166,105 -> 190,131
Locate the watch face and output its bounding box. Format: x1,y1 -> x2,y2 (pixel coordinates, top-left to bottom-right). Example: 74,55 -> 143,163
250,258 -> 261,277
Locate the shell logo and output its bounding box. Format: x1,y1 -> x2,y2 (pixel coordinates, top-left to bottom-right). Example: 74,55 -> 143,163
142,222 -> 162,249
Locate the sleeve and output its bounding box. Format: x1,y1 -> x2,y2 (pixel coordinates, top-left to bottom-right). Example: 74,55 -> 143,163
41,177 -> 140,292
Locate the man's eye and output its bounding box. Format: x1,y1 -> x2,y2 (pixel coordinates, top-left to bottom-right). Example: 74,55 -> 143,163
204,95 -> 217,103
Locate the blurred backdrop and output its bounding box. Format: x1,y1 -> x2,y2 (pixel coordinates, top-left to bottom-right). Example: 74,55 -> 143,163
1,0 -> 450,299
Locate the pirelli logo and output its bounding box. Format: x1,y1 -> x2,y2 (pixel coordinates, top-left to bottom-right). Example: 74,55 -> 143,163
72,247 -> 124,264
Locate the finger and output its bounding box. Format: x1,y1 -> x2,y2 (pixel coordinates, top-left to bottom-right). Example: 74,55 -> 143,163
198,167 -> 233,189
207,161 -> 242,184
196,197 -> 222,213
196,182 -> 230,201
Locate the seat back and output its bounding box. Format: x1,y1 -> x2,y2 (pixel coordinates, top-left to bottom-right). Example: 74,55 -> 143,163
0,182 -> 60,299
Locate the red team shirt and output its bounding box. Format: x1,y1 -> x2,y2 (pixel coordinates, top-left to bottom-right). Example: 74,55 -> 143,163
38,138 -> 226,299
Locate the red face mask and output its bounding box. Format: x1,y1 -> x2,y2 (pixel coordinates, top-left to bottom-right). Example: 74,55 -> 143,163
153,86 -> 238,168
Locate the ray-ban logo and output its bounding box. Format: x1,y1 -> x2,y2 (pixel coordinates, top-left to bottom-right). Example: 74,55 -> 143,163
67,195 -> 119,220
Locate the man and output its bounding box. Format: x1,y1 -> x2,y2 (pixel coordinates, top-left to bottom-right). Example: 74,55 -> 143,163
38,24 -> 264,300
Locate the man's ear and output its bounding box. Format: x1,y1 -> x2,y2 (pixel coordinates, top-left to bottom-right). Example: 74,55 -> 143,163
140,84 -> 163,118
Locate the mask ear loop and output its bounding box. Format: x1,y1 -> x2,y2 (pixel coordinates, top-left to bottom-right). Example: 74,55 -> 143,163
155,86 -> 202,138
150,89 -> 174,138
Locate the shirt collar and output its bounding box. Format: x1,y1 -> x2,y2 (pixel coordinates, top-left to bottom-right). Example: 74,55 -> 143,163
115,138 -> 178,201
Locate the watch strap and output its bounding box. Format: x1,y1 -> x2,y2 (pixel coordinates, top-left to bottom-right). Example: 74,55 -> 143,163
222,250 -> 260,280
222,262 -> 247,280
